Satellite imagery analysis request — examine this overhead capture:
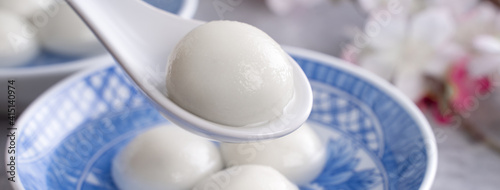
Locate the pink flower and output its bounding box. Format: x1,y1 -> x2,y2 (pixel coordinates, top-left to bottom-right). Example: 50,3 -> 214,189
345,0 -> 500,123
447,60 -> 491,113
418,59 -> 493,124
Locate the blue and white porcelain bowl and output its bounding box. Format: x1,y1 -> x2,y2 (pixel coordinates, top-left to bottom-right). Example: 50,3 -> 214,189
10,46 -> 437,190
0,0 -> 198,113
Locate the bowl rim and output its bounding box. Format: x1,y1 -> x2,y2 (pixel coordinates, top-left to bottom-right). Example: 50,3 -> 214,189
284,46 -> 438,190
0,0 -> 198,78
7,45 -> 437,190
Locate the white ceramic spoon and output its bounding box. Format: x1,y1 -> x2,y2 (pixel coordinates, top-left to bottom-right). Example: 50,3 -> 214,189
67,0 -> 313,142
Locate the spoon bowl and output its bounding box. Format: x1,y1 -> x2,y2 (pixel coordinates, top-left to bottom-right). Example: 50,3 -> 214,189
67,0 -> 313,142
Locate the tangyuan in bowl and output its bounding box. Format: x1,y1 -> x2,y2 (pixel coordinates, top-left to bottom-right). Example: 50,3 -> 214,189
12,46 -> 437,190
0,0 -> 198,113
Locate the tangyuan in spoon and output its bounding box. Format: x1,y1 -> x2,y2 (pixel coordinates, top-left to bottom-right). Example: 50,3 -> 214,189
67,0 -> 312,142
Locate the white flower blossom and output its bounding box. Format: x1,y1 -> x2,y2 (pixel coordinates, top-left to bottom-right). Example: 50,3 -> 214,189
357,7 -> 459,101
456,2 -> 500,77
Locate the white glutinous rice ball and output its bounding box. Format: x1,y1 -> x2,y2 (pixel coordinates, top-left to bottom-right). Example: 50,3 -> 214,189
166,20 -> 294,127
220,123 -> 326,185
0,0 -> 40,17
192,165 -> 298,190
112,126 -> 223,190
38,2 -> 105,57
0,10 -> 39,67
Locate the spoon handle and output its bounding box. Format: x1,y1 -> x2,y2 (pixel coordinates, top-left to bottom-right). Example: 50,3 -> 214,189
67,0 -> 201,74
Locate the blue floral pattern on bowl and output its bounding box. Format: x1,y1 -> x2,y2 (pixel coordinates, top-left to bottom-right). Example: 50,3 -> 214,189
14,48 -> 435,190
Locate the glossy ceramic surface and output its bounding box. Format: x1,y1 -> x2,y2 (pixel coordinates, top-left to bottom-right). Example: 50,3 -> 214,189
11,46 -> 437,190
0,0 -> 198,114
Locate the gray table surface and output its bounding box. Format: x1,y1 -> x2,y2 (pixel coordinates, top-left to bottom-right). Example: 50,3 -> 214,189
2,0 -> 500,189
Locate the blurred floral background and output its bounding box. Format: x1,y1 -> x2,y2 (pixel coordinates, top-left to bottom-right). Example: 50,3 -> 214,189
1,0 -> 500,189
343,0 -> 500,153
265,0 -> 500,152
